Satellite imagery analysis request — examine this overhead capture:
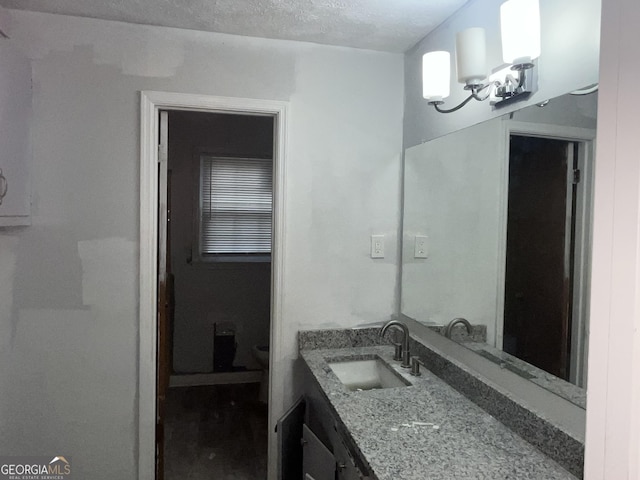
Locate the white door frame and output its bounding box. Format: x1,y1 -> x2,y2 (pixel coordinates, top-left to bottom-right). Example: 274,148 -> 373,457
494,120 -> 596,384
138,90 -> 288,480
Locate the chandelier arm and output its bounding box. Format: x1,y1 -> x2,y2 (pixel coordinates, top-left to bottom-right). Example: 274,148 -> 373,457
517,69 -> 527,88
471,82 -> 500,102
433,94 -> 476,113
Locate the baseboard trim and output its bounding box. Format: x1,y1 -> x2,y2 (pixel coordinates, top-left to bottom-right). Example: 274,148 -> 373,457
169,371 -> 263,388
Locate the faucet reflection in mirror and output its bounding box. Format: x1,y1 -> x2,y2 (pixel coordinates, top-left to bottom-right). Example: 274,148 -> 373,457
423,0 -> 540,113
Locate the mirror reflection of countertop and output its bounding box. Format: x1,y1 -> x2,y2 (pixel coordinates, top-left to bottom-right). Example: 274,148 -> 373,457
463,341 -> 587,409
418,320 -> 586,409
300,344 -> 577,480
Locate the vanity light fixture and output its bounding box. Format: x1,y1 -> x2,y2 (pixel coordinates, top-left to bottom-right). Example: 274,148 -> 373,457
423,0 -> 540,113
422,51 -> 451,103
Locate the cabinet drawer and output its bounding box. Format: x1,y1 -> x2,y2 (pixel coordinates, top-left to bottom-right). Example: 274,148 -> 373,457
0,41 -> 32,226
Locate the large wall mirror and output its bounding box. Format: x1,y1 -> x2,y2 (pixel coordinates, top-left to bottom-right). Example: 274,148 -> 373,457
401,86 -> 597,409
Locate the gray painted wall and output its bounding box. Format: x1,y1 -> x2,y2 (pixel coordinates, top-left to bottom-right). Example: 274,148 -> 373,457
0,10 -> 403,478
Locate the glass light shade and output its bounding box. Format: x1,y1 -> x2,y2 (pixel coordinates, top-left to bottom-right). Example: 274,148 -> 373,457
456,27 -> 487,86
500,0 -> 541,65
422,51 -> 451,101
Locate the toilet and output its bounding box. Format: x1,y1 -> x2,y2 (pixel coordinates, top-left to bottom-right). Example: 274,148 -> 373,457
252,345 -> 269,403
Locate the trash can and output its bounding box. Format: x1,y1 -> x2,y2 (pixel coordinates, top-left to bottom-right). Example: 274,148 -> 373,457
213,322 -> 236,372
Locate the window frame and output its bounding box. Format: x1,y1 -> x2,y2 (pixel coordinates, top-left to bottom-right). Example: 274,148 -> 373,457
193,152 -> 273,264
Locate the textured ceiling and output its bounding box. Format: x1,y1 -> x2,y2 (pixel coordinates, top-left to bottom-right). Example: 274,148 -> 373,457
0,0 -> 468,52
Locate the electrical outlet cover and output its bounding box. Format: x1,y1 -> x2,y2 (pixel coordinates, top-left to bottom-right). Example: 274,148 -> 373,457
414,235 -> 428,258
371,235 -> 384,258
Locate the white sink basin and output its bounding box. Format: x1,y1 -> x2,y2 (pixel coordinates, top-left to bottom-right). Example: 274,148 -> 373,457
328,357 -> 411,391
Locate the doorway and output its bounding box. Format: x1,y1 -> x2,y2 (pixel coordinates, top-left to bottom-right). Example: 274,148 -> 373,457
139,91 -> 288,480
501,131 -> 593,385
158,110 -> 274,478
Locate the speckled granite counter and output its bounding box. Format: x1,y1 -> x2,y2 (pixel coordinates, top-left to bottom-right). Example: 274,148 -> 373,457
300,344 -> 577,480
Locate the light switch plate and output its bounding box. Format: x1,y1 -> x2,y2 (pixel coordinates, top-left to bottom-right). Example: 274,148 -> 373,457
414,235 -> 428,258
371,235 -> 384,258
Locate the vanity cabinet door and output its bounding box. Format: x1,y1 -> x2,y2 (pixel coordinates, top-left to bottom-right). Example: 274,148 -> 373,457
333,431 -> 367,480
0,40 -> 32,226
302,424 -> 336,480
302,367 -> 371,480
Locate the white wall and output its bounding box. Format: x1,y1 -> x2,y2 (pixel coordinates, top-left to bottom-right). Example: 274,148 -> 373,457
168,111 -> 273,373
403,0 -> 601,147
0,11 -> 403,478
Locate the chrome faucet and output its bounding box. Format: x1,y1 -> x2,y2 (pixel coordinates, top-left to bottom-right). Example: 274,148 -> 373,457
379,320 -> 411,368
444,317 -> 473,339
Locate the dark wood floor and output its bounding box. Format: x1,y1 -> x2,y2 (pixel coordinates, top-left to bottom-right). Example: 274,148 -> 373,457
164,383 -> 268,479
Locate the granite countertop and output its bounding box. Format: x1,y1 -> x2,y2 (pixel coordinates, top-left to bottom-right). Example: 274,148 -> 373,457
301,345 -> 577,480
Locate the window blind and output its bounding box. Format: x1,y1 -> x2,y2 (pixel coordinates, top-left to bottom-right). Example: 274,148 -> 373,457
200,156 -> 273,255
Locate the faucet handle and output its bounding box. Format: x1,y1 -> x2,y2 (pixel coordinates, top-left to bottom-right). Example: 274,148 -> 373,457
410,356 -> 422,376
393,342 -> 403,361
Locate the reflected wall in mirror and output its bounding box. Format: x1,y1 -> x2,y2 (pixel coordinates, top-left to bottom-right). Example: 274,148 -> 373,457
401,89 -> 597,408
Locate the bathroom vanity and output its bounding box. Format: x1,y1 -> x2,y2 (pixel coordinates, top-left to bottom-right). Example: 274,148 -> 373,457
294,328 -> 582,480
